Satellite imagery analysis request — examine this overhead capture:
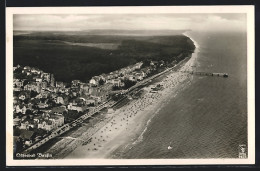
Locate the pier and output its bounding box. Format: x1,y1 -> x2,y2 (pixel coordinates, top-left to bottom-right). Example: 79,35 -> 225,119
180,71 -> 228,78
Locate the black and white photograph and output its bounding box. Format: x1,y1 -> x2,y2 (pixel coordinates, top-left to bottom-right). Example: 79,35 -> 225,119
6,6 -> 255,165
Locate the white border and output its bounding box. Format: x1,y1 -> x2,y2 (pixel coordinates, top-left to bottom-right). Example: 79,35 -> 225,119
6,6 -> 255,166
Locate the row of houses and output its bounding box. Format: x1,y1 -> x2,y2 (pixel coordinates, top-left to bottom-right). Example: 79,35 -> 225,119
14,65 -> 55,89
13,61 -> 155,118
12,61 -> 160,150
14,113 -> 65,132
14,113 -> 65,147
88,62 -> 148,87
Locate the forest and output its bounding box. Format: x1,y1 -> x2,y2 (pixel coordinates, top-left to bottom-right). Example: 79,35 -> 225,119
13,31 -> 195,83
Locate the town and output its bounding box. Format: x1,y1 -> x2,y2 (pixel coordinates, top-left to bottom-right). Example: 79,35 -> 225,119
13,59 -> 172,154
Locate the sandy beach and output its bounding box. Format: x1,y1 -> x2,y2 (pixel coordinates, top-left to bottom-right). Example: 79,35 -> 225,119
61,36 -> 200,159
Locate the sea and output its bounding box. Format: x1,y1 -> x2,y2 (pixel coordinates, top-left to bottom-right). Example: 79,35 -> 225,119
115,31 -> 248,159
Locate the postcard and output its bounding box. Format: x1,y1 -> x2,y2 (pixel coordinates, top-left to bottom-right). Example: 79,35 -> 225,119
6,5 -> 255,166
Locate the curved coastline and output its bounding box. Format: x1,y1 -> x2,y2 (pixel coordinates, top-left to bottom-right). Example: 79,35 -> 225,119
183,32 -> 200,50
111,33 -> 200,158
61,34 -> 200,159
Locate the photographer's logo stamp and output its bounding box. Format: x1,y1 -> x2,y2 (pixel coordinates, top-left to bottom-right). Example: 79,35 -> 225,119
238,145 -> 247,159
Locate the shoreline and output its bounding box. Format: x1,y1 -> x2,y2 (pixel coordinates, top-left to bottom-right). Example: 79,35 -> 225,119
36,34 -> 199,159
62,35 -> 199,159
112,35 -> 200,158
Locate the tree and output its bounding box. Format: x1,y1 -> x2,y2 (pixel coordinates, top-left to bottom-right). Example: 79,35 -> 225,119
25,110 -> 33,115
87,103 -> 95,107
141,59 -> 151,68
40,98 -> 47,103
112,85 -> 121,91
23,80 -> 30,86
111,94 -> 124,101
14,67 -> 23,74
14,137 -> 24,153
30,91 -> 38,98
123,79 -> 136,89
98,79 -> 105,86
34,128 -> 47,137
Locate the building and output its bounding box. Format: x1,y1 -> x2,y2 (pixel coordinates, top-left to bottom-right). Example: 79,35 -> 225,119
18,93 -> 27,101
38,120 -> 54,131
41,81 -> 48,89
38,103 -> 48,109
14,105 -> 27,114
42,73 -> 51,83
55,96 -> 65,105
52,106 -> 67,114
38,90 -> 49,98
46,87 -> 58,93
112,79 -> 124,87
135,62 -> 143,69
31,68 -> 42,75
49,115 -> 64,127
13,117 -> 21,126
89,87 -> 100,96
150,61 -> 159,66
67,103 -> 83,112
50,74 -> 55,87
135,73 -> 144,81
81,84 -> 90,95
72,80 -> 81,87
37,114 -> 64,131
13,79 -> 23,91
89,78 -> 98,86
128,75 -> 136,82
58,87 -> 69,93
90,95 -> 102,104
13,79 -> 24,88
35,77 -> 42,83
99,74 -> 107,81
24,82 -> 41,93
86,99 -> 96,105
20,118 -> 36,130
24,66 -> 32,70
13,96 -> 18,104
13,64 -> 21,71
106,79 -> 113,84
56,81 -> 65,88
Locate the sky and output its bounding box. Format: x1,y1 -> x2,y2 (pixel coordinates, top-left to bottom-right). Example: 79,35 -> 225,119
13,13 -> 247,32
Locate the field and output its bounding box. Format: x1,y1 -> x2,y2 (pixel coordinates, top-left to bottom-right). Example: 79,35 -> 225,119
62,42 -> 120,50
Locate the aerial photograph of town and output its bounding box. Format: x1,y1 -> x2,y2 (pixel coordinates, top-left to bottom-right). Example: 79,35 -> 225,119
8,7 -> 254,164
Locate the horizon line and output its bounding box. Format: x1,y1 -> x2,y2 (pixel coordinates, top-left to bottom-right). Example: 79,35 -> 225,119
13,29 -> 191,32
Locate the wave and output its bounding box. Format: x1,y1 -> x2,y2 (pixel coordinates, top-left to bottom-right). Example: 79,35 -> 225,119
132,102 -> 165,145
130,33 -> 201,147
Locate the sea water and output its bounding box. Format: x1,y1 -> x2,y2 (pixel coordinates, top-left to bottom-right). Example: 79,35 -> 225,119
118,31 -> 248,158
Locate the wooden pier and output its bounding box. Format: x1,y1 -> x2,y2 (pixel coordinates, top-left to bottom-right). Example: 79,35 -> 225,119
180,71 -> 228,78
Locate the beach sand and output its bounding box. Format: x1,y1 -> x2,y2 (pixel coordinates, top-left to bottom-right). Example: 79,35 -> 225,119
40,35 -> 200,159
63,41 -> 200,159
